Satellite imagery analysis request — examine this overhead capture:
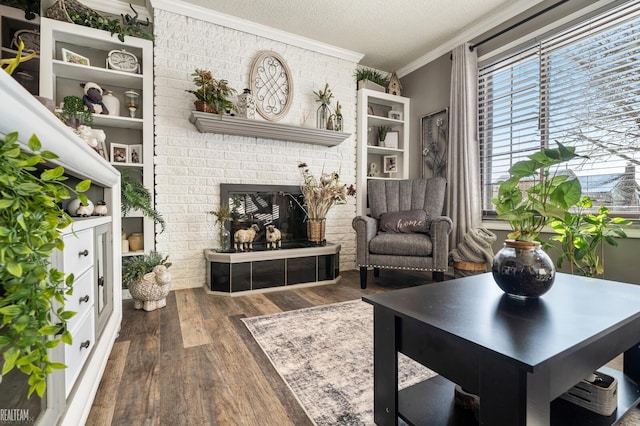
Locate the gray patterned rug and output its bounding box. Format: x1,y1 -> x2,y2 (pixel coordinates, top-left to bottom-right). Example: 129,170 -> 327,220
242,300 -> 436,425
243,300 -> 640,426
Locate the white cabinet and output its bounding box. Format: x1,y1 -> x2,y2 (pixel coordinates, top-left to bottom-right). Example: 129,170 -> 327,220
0,69 -> 121,426
356,89 -> 410,215
39,17 -> 155,258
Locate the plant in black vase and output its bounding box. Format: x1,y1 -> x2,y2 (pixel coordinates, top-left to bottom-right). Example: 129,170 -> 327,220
60,95 -> 93,129
491,142 -> 583,298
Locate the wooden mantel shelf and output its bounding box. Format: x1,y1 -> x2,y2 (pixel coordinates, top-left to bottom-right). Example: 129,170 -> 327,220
189,111 -> 351,147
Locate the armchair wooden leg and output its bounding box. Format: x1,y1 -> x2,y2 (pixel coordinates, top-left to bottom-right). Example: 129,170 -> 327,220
433,271 -> 444,282
360,267 -> 368,289
373,268 -> 380,278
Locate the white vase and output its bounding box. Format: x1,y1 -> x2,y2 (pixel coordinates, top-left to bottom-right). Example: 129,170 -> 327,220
101,90 -> 120,116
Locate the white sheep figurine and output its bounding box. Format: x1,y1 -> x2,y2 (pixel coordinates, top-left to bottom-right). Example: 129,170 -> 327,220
234,224 -> 260,251
266,225 -> 282,249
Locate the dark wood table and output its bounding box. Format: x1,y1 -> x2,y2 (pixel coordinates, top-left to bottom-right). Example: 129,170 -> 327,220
363,273 -> 640,425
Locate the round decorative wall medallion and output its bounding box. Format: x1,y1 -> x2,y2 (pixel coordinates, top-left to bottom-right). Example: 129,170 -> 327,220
250,51 -> 293,121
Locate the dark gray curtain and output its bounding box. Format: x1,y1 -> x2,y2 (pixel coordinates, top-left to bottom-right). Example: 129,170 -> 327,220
446,43 -> 482,249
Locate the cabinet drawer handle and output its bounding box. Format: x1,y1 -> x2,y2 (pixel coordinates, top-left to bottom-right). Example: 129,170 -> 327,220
98,276 -> 105,287
80,340 -> 91,350
79,295 -> 90,304
79,249 -> 89,257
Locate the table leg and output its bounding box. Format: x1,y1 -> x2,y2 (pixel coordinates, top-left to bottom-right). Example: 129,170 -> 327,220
479,357 -> 550,425
624,342 -> 640,382
373,306 -> 398,426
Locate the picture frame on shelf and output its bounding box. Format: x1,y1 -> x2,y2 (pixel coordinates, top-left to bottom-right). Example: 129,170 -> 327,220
384,155 -> 397,174
61,48 -> 90,66
129,144 -> 142,164
367,105 -> 375,115
110,143 -> 128,163
385,131 -> 399,149
388,110 -> 403,121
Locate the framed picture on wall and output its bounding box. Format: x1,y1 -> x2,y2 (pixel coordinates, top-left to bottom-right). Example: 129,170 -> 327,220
110,143 -> 128,163
383,155 -> 397,174
421,107 -> 449,178
129,144 -> 143,164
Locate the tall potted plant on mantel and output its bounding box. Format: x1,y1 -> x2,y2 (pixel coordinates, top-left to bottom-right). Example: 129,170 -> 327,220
491,142 -> 582,298
186,68 -> 237,116
297,163 -> 355,244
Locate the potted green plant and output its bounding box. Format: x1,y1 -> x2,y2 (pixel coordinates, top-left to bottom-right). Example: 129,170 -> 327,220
50,3 -> 153,42
491,142 -> 582,297
0,132 -> 91,398
186,68 -> 238,116
550,196 -> 630,277
122,251 -> 172,311
377,126 -> 391,146
354,67 -> 389,92
121,171 -> 165,232
60,95 -> 93,128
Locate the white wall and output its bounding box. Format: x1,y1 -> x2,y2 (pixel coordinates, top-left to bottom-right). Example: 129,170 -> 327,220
152,7 -> 358,290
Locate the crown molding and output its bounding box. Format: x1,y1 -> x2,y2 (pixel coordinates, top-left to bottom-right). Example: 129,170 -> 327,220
149,0 -> 364,63
397,0 -> 545,77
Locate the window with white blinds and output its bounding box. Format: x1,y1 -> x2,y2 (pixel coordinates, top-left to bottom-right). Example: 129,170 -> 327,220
479,1 -> 640,217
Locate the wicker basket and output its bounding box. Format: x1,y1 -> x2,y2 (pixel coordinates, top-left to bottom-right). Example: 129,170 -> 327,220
453,261 -> 487,278
307,218 -> 326,244
46,0 -> 98,23
559,371 -> 617,416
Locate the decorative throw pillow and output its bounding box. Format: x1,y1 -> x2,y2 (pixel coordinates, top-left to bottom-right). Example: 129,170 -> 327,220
379,209 -> 430,233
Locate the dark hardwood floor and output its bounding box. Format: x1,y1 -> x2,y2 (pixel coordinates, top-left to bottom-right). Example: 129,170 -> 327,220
87,269 -> 440,425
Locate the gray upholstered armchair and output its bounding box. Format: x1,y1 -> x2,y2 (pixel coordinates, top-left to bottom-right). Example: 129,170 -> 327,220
352,178 -> 452,289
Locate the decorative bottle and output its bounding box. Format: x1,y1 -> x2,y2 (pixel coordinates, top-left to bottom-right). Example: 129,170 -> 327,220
237,88 -> 256,119
219,222 -> 231,251
317,103 -> 331,129
101,90 -> 120,116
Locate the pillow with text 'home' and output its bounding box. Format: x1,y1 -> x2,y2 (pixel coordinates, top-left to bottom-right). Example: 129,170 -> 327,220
379,209 -> 430,233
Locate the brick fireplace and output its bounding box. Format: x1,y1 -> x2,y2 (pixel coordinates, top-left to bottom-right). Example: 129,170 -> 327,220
152,5 -> 358,290
205,183 -> 341,295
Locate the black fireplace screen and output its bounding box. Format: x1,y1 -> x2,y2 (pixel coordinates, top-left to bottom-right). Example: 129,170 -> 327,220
220,184 -> 308,249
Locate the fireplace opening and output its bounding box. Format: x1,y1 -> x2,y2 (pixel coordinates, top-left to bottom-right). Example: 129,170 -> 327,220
220,184 -> 312,251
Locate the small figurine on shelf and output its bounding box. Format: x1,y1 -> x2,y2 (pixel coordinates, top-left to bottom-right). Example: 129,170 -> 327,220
81,82 -> 109,115
94,200 -> 108,216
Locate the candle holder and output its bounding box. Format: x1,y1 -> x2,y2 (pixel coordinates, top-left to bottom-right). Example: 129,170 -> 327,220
124,90 -> 139,118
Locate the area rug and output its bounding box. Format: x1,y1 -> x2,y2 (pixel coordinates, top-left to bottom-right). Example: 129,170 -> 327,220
242,300 -> 437,425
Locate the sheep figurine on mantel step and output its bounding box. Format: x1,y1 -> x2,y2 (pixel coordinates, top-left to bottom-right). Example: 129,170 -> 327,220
234,224 -> 260,251
266,225 -> 282,249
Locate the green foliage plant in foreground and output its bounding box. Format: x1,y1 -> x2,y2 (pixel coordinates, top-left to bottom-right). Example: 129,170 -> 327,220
0,132 -> 90,397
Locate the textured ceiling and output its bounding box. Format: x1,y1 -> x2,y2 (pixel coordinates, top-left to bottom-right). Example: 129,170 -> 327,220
178,0 -> 523,71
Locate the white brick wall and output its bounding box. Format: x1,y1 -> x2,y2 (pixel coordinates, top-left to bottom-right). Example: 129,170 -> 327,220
153,9 -> 358,290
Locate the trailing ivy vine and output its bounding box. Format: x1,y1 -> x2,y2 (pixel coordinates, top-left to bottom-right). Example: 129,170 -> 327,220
68,10 -> 153,42
0,132 -> 90,398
